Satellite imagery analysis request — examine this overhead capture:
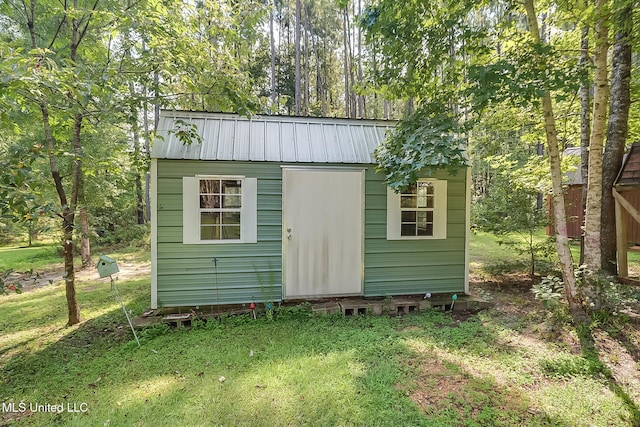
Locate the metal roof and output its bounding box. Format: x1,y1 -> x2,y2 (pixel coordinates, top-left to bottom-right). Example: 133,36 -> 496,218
615,143 -> 640,187
152,111 -> 395,164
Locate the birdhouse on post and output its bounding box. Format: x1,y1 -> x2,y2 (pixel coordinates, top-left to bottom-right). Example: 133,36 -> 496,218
97,255 -> 119,278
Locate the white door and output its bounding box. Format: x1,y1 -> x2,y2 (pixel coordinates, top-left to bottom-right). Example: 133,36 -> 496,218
283,168 -> 363,298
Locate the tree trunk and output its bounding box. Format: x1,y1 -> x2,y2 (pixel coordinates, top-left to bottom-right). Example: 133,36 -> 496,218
523,0 -> 586,322
601,1 -> 633,274
579,26 -> 590,266
79,207 -> 92,268
303,7 -> 310,115
40,102 -> 82,326
143,80 -> 151,223
63,210 -> 80,325
129,79 -> 145,225
357,0 -> 364,118
269,0 -> 277,108
343,7 -> 350,118
583,0 -> 609,271
294,0 -> 301,115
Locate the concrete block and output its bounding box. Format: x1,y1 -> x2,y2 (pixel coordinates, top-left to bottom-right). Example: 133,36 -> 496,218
419,300 -> 432,310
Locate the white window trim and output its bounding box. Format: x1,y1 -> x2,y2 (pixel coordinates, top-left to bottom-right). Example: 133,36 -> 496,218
183,175 -> 257,244
386,179 -> 447,240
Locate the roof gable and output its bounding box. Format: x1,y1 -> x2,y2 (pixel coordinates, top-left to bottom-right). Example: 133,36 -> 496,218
616,143 -> 640,187
152,111 -> 395,164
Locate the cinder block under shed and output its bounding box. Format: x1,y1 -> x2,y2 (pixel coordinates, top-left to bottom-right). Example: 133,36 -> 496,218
163,313 -> 192,328
311,302 -> 341,315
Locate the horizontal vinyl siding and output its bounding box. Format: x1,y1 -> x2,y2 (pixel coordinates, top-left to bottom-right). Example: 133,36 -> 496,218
156,160 -> 282,307
363,169 -> 467,296
155,159 -> 468,306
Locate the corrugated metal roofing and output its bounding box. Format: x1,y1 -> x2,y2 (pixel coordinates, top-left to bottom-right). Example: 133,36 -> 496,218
616,142 -> 640,187
152,111 -> 395,164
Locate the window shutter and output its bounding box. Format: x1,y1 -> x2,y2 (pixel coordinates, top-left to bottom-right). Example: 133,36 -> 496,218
182,177 -> 199,244
433,180 -> 447,239
243,178 -> 258,243
386,187 -> 401,240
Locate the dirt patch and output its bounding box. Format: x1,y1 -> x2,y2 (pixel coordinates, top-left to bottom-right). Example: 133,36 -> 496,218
594,327 -> 640,406
404,358 -> 469,408
7,262 -> 150,293
402,354 -> 530,420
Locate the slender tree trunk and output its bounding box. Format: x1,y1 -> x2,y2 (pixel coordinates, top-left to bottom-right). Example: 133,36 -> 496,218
129,76 -> 145,225
311,28 -> 324,115
143,81 -> 151,223
357,0 -> 364,118
79,207 -> 92,268
154,69 -> 160,131
29,0 -> 85,325
524,0 -> 586,322
269,0 -> 277,108
343,7 -> 350,118
601,1 -> 633,274
583,0 -> 609,271
303,8 -> 310,115
294,0 -> 301,115
579,26 -> 590,266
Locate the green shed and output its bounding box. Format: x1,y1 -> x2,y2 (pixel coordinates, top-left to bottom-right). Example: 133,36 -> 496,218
150,111 -> 470,309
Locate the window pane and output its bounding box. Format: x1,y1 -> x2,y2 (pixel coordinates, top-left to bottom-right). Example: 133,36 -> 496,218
401,211 -> 416,222
221,226 -> 240,240
200,194 -> 220,209
201,212 -> 220,224
201,225 -> 220,240
417,211 -> 427,222
427,211 -> 434,222
200,179 -> 220,194
426,195 -> 434,209
401,223 -> 416,236
222,180 -> 242,194
222,212 -> 241,225
417,196 -> 427,208
223,195 -> 242,208
401,196 -> 416,208
417,223 -> 434,236
418,182 -> 433,195
405,183 -> 417,194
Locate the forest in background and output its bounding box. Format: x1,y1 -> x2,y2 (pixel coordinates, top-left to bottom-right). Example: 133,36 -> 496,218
1,0 -> 639,324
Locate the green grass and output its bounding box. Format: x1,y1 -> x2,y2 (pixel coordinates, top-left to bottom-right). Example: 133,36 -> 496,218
1,278 -> 637,426
1,238 -> 639,426
0,242 -> 150,273
471,229 -> 640,276
0,244 -> 60,272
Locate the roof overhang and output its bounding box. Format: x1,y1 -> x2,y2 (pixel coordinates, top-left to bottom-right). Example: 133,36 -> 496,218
152,111 -> 396,164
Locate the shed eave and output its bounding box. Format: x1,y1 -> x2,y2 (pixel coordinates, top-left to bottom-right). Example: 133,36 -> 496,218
153,111 -> 395,163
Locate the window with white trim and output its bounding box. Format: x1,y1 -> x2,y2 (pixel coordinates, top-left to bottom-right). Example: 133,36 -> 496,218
387,179 -> 447,240
183,175 -> 257,244
199,178 -> 242,240
400,182 -> 435,236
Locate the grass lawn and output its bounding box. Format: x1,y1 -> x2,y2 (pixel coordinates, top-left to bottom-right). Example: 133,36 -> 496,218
0,244 -> 60,272
1,237 -> 640,426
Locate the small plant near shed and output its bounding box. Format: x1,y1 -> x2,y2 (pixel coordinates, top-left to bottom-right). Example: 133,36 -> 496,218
531,275 -> 564,308
255,263 -> 278,321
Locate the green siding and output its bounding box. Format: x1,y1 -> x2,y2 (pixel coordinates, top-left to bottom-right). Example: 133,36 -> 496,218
156,160 -> 283,307
155,160 -> 467,307
362,168 -> 467,296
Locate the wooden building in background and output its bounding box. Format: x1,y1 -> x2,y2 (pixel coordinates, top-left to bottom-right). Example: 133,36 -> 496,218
547,146 -> 640,244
